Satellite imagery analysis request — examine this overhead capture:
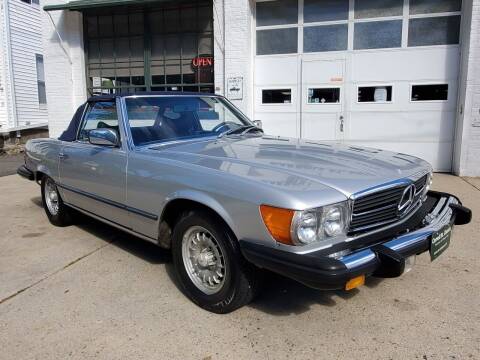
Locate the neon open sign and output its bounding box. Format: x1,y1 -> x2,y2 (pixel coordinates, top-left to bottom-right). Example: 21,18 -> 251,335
192,57 -> 213,67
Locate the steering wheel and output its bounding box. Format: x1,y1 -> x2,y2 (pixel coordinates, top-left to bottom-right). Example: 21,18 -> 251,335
211,121 -> 240,134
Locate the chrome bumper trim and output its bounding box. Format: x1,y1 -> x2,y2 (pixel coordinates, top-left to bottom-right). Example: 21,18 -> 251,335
341,194 -> 459,270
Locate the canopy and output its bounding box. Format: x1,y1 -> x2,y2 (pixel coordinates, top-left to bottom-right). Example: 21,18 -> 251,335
44,0 -> 179,12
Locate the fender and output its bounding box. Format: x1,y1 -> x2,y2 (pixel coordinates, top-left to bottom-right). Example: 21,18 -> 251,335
162,189 -> 238,237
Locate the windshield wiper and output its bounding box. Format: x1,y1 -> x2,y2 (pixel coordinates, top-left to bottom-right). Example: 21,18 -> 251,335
218,125 -> 263,139
240,126 -> 263,136
218,125 -> 251,138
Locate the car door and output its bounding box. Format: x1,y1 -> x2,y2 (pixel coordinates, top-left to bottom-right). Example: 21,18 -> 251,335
58,99 -> 129,228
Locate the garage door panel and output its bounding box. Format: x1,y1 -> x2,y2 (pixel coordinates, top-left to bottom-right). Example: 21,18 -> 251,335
255,56 -> 298,85
256,112 -> 299,138
301,112 -> 338,141
302,60 -> 343,84
351,48 -> 459,82
348,111 -> 456,142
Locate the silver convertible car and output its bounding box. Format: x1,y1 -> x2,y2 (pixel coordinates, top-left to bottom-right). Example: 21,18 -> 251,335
18,92 -> 471,313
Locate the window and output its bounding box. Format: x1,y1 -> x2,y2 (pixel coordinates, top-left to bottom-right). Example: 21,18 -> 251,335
354,0 -> 403,19
354,20 -> 402,49
20,0 -> 39,4
409,0 -> 462,15
304,0 -> 349,23
78,102 -> 119,141
256,28 -> 298,55
256,0 -> 298,26
408,16 -> 461,46
125,96 -> 251,146
35,55 -> 46,106
308,88 -> 340,104
411,84 -> 448,101
262,89 -> 292,104
84,2 -> 214,95
358,86 -> 393,103
254,0 -> 462,54
304,24 -> 348,52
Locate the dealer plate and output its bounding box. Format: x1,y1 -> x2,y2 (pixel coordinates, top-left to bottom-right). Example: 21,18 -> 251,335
430,225 -> 452,261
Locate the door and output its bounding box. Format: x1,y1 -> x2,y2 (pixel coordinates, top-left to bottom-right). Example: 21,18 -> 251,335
301,59 -> 345,141
59,100 -> 129,227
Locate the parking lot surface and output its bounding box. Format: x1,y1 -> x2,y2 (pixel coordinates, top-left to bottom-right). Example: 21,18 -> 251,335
0,174 -> 479,359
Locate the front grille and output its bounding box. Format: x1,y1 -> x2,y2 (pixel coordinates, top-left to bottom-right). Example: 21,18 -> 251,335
349,174 -> 428,234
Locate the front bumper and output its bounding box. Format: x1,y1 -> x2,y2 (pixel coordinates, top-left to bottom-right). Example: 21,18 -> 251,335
240,191 -> 472,290
17,165 -> 35,181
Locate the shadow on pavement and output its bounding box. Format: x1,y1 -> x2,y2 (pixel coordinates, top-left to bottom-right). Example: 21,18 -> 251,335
30,195 -> 384,315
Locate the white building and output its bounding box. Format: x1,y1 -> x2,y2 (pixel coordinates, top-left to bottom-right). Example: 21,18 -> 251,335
0,0 -> 48,136
42,0 -> 480,176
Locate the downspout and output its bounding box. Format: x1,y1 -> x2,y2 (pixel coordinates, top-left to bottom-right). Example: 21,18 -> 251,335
3,0 -> 18,129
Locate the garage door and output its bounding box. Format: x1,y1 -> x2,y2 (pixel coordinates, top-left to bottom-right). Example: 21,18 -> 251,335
254,0 -> 462,171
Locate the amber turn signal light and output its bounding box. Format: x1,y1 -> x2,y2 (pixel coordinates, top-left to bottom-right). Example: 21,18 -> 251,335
345,275 -> 365,291
260,205 -> 295,245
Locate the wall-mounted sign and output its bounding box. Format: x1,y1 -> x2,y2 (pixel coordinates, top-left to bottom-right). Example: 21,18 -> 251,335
192,57 -> 213,67
227,77 -> 243,100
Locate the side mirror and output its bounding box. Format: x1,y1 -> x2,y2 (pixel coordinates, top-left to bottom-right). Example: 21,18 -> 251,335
88,128 -> 119,147
253,120 -> 263,129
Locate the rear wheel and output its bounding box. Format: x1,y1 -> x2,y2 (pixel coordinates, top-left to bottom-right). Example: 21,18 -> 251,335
172,210 -> 261,313
41,176 -> 73,226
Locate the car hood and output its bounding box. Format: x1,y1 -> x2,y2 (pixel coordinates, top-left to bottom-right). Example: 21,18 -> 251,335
148,135 -> 431,197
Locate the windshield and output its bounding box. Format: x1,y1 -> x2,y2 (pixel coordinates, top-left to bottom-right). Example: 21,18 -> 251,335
125,96 -> 253,146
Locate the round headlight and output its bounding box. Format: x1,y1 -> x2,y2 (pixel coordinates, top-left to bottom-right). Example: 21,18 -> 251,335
294,212 -> 318,244
323,207 -> 344,237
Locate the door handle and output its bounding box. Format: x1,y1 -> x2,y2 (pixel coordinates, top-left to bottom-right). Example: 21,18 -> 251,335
339,115 -> 344,132
59,153 -> 68,160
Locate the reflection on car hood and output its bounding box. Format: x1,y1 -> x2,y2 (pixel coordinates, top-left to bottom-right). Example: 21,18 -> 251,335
149,135 -> 430,197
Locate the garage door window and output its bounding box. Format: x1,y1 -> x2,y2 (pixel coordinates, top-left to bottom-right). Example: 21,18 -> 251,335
257,28 -> 298,55
303,0 -> 348,22
354,0 -> 403,19
411,84 -> 448,101
256,0 -> 298,26
409,0 -> 462,15
308,88 -> 340,104
408,16 -> 461,46
262,89 -> 292,104
354,20 -> 403,50
358,86 -> 393,103
304,24 -> 348,52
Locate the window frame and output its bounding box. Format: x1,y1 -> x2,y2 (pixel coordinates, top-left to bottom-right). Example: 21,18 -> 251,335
35,54 -> 47,108
356,84 -> 395,104
409,82 -> 449,103
306,86 -> 342,105
76,101 -> 121,142
260,88 -> 294,105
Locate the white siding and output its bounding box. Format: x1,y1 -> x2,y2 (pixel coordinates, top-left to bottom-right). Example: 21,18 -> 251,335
0,0 -> 15,132
7,0 -> 48,129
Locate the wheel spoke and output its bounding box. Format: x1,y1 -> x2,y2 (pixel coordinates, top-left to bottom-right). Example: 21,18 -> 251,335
181,226 -> 227,295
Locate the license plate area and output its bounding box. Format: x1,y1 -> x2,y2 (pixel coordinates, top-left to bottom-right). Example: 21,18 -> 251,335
430,224 -> 452,261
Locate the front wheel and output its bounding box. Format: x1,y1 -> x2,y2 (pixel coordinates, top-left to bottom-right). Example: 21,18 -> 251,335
41,176 -> 73,226
172,210 -> 261,313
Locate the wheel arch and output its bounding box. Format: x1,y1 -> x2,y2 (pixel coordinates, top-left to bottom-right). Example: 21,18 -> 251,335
158,191 -> 238,249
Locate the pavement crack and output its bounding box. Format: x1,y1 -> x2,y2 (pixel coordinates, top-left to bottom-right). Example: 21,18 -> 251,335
460,177 -> 480,192
0,241 -> 113,306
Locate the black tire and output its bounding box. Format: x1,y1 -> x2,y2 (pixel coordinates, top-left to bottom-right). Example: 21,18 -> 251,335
41,176 -> 73,227
171,209 -> 261,314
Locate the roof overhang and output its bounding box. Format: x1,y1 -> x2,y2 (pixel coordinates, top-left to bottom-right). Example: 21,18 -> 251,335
44,0 -> 177,12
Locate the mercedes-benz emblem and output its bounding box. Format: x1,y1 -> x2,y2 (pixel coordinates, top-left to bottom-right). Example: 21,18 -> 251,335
398,184 -> 415,215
